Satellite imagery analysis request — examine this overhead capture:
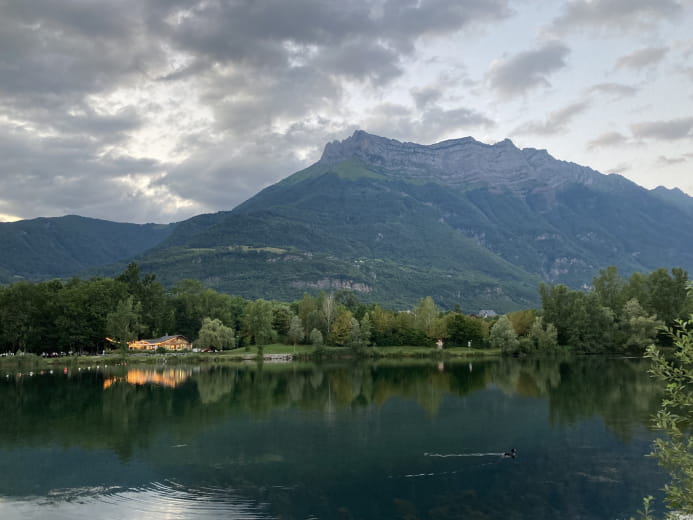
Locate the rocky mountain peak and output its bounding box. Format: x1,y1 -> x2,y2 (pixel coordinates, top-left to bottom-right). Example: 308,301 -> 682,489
319,130 -> 609,194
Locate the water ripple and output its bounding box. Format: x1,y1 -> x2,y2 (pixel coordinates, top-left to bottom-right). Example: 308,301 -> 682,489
37,480 -> 273,520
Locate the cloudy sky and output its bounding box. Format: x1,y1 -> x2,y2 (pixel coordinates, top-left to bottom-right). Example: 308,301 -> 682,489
1,0 -> 691,224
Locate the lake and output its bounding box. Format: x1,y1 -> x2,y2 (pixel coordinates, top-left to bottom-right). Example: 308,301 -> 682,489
0,357 -> 667,519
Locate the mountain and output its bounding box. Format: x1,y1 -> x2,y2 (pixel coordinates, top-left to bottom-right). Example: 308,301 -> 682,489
650,186 -> 693,218
0,215 -> 175,283
123,131 -> 693,310
3,131 -> 693,311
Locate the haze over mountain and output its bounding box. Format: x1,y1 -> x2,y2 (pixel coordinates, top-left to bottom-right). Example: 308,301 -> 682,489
3,131 -> 693,311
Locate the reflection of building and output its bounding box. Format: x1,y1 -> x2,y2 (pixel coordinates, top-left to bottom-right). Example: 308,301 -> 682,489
127,335 -> 192,351
103,368 -> 192,389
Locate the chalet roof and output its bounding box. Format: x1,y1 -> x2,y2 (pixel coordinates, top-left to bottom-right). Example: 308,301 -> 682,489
139,335 -> 189,344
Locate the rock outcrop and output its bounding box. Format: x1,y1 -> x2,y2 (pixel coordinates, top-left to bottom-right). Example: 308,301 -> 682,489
320,130 -> 612,195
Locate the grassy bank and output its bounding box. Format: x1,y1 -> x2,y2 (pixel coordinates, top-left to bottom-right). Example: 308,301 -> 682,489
1,344 -> 500,371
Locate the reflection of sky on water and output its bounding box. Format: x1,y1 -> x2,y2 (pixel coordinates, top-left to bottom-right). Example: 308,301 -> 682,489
0,481 -> 271,520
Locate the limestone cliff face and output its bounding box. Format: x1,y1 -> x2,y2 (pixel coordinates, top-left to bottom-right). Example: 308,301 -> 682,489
320,130 -> 612,195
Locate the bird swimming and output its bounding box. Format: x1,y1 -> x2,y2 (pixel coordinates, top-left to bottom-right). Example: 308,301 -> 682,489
503,448 -> 517,458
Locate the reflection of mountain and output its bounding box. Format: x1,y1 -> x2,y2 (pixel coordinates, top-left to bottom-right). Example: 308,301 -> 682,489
103,368 -> 193,390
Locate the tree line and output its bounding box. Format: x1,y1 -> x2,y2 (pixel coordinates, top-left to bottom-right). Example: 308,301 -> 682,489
0,263 -> 690,355
489,266 -> 691,355
0,263 -> 490,354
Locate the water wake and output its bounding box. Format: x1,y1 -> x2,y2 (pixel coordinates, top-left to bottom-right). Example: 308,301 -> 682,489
424,452 -> 504,458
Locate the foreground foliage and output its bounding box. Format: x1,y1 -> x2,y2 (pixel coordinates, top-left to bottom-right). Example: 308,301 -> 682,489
646,310 -> 693,517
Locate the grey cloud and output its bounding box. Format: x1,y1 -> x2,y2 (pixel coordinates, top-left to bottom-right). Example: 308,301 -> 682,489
487,41 -> 570,98
0,0 -> 513,223
606,163 -> 631,174
316,39 -> 403,84
615,47 -> 668,71
656,155 -> 687,166
411,86 -> 445,109
631,117 -> 693,140
209,65 -> 342,136
378,0 -> 512,50
362,102 -> 494,144
514,101 -> 589,136
0,125 -> 166,222
158,139 -> 311,211
0,2 -> 161,102
587,82 -> 639,99
161,0 -> 511,78
156,118 -> 356,213
553,0 -> 683,33
587,131 -> 629,150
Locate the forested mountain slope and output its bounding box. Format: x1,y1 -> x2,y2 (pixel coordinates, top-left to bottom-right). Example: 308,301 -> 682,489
130,131 -> 693,310
0,215 -> 174,283
4,131 -> 693,312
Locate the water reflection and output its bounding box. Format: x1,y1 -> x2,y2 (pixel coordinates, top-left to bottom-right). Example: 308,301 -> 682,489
103,368 -> 193,389
3,480 -> 271,520
0,358 -> 666,519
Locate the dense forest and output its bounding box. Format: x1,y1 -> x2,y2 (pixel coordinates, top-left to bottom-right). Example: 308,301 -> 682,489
0,263 -> 690,355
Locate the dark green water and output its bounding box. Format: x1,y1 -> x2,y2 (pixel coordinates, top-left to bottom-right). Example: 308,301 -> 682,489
0,357 -> 667,519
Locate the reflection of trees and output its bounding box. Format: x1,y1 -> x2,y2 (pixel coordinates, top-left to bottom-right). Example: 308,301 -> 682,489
489,357 -> 662,441
0,358 -> 662,458
547,358 -> 662,441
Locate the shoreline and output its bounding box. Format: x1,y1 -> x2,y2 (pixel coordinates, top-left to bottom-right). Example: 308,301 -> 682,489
0,345 -> 501,369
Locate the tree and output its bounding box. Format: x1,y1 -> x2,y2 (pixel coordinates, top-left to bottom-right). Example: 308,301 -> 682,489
370,305 -> 394,346
446,313 -> 486,348
105,296 -> 142,350
507,309 -> 536,337
527,317 -> 558,352
645,310 -> 693,516
243,299 -> 275,345
540,283 -> 579,345
489,315 -> 519,352
620,298 -> 662,351
593,266 -> 626,316
414,296 -> 438,338
328,307 -> 353,346
287,315 -> 305,346
360,312 -> 372,347
171,279 -> 239,339
272,305 -> 292,339
305,309 -> 327,337
348,317 -> 362,353
321,292 -> 336,334
309,328 -> 324,347
116,263 -> 173,338
297,293 -> 317,329
646,268 -> 690,326
196,317 -> 235,350
566,292 -> 615,353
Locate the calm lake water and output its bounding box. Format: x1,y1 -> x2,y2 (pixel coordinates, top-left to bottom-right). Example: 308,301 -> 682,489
0,357 -> 667,519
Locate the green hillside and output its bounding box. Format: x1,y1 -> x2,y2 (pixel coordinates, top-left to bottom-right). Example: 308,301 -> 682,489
0,215 -> 175,283
131,144 -> 693,310
134,163 -> 540,310
4,132 -> 693,312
